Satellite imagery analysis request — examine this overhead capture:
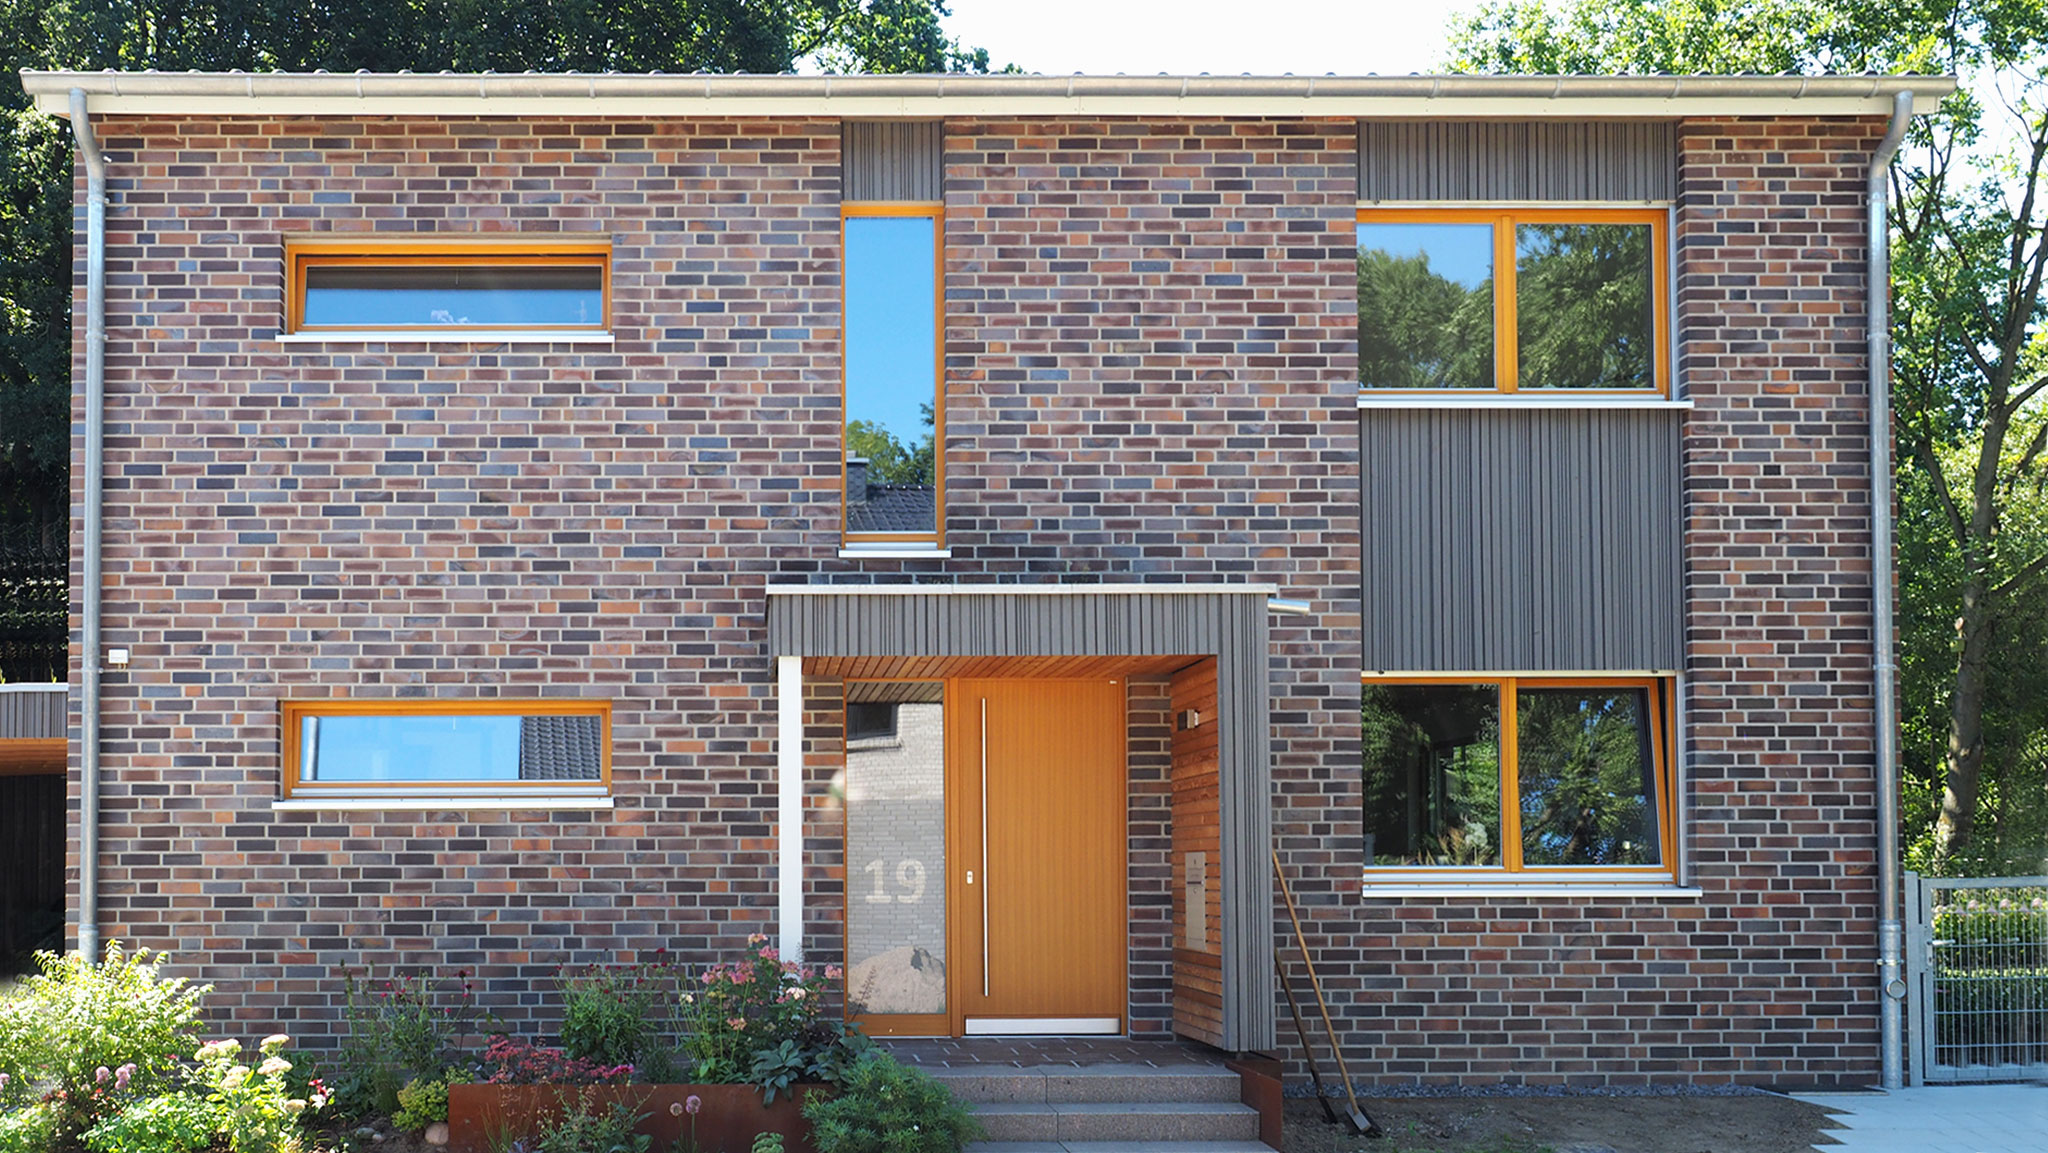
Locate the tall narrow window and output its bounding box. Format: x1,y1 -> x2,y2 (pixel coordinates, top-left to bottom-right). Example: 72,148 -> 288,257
843,206 -> 942,545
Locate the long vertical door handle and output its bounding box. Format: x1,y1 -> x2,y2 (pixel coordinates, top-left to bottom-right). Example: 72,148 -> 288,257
979,695 -> 990,999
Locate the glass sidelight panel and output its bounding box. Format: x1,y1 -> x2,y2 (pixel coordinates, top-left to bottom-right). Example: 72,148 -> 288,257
843,682 -> 947,1016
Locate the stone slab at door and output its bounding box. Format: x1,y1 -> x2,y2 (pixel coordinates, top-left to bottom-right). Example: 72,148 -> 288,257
948,678 -> 1127,1035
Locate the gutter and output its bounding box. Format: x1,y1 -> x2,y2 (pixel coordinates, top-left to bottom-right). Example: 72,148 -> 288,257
20,69 -> 1953,119
70,87 -> 107,961
1869,88 -> 1914,1092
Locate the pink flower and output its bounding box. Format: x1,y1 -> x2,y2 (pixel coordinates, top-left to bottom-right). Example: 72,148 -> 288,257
685,1094 -> 702,1116
726,1016 -> 746,1030
94,1067 -> 110,1084
824,965 -> 843,980
757,945 -> 779,961
669,1102 -> 685,1117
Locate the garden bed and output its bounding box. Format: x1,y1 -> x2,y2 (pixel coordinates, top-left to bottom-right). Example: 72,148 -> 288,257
447,1082 -> 821,1153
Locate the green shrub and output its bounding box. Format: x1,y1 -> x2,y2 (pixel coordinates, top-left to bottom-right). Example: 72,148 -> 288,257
335,967 -> 495,1118
800,1053 -> 981,1153
560,961 -> 672,1071
0,942 -> 206,1150
393,1069 -> 470,1133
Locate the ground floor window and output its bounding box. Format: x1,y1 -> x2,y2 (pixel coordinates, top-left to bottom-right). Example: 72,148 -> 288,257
1361,676 -> 1674,880
281,699 -> 610,800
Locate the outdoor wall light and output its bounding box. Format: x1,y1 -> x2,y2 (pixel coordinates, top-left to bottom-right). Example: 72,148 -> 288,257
104,647 -> 130,668
1267,597 -> 1313,616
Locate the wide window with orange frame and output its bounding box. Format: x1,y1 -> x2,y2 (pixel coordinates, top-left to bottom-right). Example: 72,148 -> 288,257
285,240 -> 610,335
1356,208 -> 1670,394
1361,676 -> 1675,880
281,699 -> 611,800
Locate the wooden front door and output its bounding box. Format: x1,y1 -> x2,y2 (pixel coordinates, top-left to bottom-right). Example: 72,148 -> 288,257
948,678 -> 1127,1034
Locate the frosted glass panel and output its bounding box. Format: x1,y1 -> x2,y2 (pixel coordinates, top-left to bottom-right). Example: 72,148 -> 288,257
843,682 -> 946,1016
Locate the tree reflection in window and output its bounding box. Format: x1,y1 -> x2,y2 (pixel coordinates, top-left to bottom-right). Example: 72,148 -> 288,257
1515,223 -> 1656,390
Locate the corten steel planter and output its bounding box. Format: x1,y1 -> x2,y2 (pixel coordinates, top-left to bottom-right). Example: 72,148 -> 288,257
446,1082 -> 822,1153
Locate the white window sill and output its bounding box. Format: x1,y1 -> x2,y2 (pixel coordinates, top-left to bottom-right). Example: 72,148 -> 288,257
272,797 -> 613,812
838,547 -> 952,560
1359,881 -> 1703,898
276,330 -> 614,346
1358,394 -> 1691,410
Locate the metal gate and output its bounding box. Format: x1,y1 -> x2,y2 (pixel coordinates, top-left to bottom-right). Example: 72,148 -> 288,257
1905,872 -> 2048,1084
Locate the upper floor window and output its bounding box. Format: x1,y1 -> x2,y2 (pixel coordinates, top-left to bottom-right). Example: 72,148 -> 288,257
1361,675 -> 1675,881
285,240 -> 610,335
281,699 -> 611,800
1356,208 -> 1669,395
842,205 -> 943,545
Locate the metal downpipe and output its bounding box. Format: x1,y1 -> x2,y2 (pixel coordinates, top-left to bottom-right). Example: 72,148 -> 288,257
1869,88 -> 1914,1091
70,88 -> 107,960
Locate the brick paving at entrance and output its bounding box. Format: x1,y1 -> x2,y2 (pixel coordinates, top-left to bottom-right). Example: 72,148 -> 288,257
882,1037 -> 1232,1069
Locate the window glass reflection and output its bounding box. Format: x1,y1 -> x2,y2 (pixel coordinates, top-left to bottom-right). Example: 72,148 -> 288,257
1515,686 -> 1661,866
302,264 -> 603,328
845,216 -> 939,535
1361,683 -> 1503,867
1514,223 -> 1656,390
1356,222 -> 1495,389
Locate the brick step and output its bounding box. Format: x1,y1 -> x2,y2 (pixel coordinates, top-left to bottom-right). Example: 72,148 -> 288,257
929,1064 -> 1244,1104
965,1101 -> 1262,1144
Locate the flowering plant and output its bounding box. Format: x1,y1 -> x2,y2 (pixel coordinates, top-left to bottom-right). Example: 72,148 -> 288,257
677,935 -> 865,1094
79,1034 -> 324,1153
477,1036 -> 635,1086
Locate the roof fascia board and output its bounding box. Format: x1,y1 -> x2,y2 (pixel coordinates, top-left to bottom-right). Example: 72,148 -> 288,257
21,70 -> 1954,119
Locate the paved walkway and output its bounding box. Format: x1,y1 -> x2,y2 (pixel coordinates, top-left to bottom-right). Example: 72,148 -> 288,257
1796,1084 -> 2048,1153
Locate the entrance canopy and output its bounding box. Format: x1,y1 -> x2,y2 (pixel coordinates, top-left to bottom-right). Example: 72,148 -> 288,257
766,583 -> 1277,1051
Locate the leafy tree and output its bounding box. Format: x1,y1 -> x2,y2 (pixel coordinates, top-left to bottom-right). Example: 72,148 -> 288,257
1448,0 -> 2048,873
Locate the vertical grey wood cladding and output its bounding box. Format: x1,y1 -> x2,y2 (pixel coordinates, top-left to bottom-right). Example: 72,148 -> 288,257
0,686 -> 66,739
1361,409 -> 1682,671
767,589 -> 1275,1050
1359,121 -> 1675,202
842,121 -> 943,201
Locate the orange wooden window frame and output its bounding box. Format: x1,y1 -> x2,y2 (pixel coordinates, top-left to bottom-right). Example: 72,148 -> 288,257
1359,674 -> 1677,880
280,698 -> 612,797
1355,207 -> 1671,396
840,204 -> 946,547
284,242 -> 612,334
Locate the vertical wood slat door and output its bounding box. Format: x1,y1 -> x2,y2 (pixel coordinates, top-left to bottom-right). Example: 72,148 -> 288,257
950,678 -> 1126,1032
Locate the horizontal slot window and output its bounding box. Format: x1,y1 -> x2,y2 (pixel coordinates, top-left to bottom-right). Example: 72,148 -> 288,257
282,700 -> 610,799
286,245 -> 610,334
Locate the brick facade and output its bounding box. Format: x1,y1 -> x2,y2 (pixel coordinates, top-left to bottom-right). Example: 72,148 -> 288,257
72,109 -> 1883,1084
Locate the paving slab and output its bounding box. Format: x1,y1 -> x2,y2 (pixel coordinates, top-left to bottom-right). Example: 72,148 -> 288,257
1796,1083 -> 2048,1153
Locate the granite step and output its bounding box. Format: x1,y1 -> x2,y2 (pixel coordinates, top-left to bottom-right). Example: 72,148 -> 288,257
964,1101 -> 1262,1143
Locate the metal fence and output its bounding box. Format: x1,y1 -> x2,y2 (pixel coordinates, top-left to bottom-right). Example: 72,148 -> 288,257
1905,872 -> 2048,1084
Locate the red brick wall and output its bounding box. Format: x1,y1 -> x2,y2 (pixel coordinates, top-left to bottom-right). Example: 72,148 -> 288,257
70,110 -> 1882,1085
1293,116 -> 1885,1087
